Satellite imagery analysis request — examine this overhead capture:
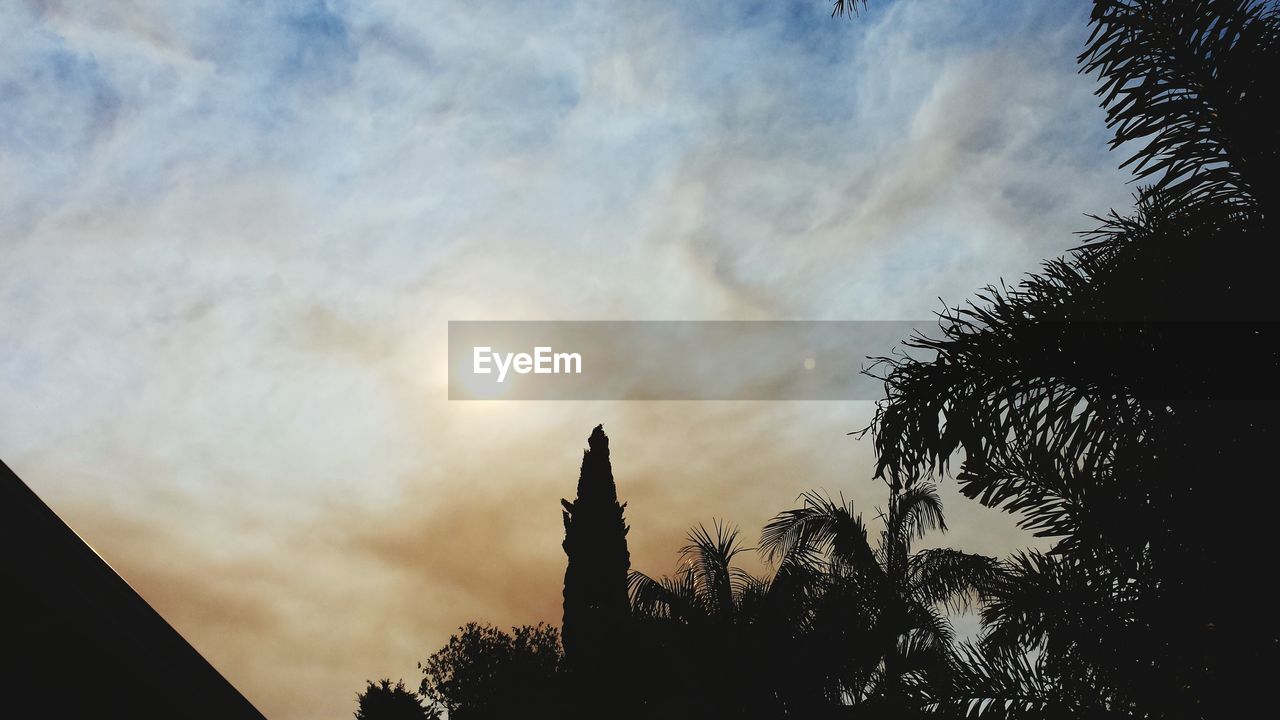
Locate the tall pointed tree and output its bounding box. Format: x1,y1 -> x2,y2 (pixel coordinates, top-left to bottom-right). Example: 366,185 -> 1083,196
560,425 -> 632,710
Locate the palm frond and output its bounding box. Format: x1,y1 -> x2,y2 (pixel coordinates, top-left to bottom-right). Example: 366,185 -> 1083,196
831,0 -> 868,18
760,491 -> 877,572
925,643 -> 1069,719
628,567 -> 700,621
904,600 -> 955,652
1081,0 -> 1280,210
889,483 -> 948,546
681,520 -> 749,618
908,548 -> 999,613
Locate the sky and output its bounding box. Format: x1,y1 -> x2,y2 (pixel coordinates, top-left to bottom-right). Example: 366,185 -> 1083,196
1,1 -> 1134,718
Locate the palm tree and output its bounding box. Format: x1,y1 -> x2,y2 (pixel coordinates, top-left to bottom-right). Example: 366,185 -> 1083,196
758,483 -> 996,714
627,521 -> 819,718
864,3 -> 1279,716
924,550 -> 1156,719
930,640 -> 1110,720
629,522 -> 765,626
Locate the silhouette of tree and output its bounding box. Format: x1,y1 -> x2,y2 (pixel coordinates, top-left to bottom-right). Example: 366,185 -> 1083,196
933,549 -> 1160,719
560,425 -> 632,716
355,679 -> 438,720
760,484 -> 996,715
627,521 -> 816,718
928,641 -> 1113,720
1081,0 -> 1278,214
628,485 -> 993,717
418,622 -> 562,720
864,1 -> 1279,716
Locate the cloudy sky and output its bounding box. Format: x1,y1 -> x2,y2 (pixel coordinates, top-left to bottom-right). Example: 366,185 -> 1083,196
2,1 -> 1134,718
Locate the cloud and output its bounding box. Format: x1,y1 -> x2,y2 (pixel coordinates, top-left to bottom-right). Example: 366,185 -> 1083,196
3,1 -> 1125,718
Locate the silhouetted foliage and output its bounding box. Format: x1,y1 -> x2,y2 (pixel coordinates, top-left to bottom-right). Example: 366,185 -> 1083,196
355,679 -> 437,720
560,425 -> 633,716
831,1 -> 868,19
760,485 -> 995,714
865,1 -> 1280,717
627,521 -> 809,718
629,486 -> 995,718
418,622 -> 562,720
1081,0 -> 1279,212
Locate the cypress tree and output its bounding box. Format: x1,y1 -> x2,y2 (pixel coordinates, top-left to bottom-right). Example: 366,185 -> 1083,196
560,425 -> 631,708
